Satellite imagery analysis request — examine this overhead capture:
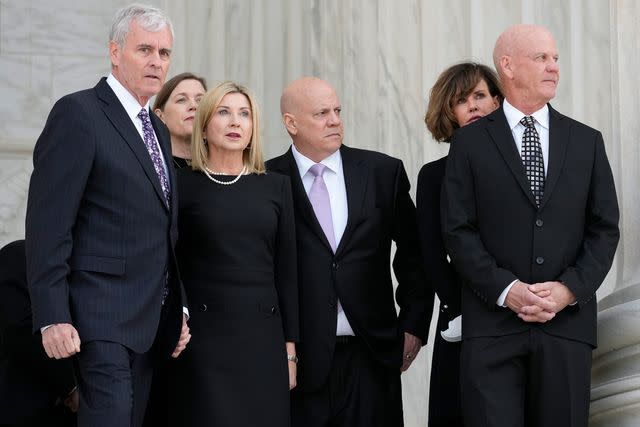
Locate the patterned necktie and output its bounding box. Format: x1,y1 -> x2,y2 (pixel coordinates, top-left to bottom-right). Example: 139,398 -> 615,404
308,163 -> 336,252
138,108 -> 171,206
520,116 -> 545,206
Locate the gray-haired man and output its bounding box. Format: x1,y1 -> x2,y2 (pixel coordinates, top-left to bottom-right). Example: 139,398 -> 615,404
26,4 -> 190,426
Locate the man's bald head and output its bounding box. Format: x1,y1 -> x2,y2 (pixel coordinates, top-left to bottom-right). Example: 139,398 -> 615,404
280,77 -> 343,163
280,77 -> 336,116
493,24 -> 554,75
493,24 -> 559,114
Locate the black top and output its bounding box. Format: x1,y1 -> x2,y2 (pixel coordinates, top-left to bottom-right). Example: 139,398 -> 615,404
172,156 -> 189,169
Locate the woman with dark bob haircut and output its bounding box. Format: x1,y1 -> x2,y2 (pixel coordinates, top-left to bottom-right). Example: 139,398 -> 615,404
153,72 -> 207,168
417,62 -> 503,427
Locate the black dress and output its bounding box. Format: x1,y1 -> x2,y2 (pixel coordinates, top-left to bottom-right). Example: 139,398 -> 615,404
172,156 -> 189,169
168,169 -> 299,427
416,156 -> 463,427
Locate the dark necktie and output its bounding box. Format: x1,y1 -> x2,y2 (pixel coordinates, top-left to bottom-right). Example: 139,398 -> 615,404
308,164 -> 336,252
138,108 -> 171,206
520,116 -> 545,206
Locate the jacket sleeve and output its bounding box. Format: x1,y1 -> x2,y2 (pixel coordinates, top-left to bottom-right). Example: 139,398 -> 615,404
275,175 -> 300,342
441,135 -> 518,308
392,160 -> 433,342
25,95 -> 96,331
416,163 -> 461,318
557,131 -> 620,306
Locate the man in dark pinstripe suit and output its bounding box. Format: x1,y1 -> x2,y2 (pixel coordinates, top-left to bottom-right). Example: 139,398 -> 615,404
25,5 -> 189,427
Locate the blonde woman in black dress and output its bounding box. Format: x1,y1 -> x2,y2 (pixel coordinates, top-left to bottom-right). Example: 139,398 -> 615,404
169,81 -> 298,427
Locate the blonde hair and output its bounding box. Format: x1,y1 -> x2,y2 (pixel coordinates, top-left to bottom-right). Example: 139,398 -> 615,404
190,81 -> 265,174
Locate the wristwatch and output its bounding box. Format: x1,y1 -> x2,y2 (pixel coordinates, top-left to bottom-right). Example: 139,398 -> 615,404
287,354 -> 299,363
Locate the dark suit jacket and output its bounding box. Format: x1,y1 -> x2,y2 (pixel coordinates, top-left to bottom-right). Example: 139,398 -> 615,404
267,145 -> 430,391
417,156 -> 461,320
0,240 -> 76,425
25,77 -> 183,356
442,104 -> 619,347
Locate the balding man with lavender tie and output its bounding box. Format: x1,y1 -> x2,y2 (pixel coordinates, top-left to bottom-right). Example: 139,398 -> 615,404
267,77 -> 431,427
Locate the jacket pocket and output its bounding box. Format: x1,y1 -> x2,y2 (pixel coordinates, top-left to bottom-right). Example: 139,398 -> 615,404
69,255 -> 126,276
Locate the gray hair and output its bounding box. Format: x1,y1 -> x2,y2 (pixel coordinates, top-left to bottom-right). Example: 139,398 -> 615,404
109,4 -> 173,47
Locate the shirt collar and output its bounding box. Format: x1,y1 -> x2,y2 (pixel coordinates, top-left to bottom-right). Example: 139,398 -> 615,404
503,98 -> 549,131
106,73 -> 151,122
291,144 -> 342,177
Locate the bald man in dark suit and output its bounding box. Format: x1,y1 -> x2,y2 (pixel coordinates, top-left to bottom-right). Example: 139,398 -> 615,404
442,25 -> 619,427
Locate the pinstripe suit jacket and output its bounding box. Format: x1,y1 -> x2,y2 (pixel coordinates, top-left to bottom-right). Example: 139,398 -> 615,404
25,77 -> 183,354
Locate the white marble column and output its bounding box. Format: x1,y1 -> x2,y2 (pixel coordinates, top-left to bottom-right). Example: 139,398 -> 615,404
589,1 -> 640,425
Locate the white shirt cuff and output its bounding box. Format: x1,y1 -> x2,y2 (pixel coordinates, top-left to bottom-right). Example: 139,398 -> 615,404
497,280 -> 519,307
40,324 -> 54,333
183,306 -> 190,319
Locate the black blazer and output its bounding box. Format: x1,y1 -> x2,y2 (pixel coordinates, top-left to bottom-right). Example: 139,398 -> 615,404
417,156 -> 461,320
442,105 -> 619,347
0,240 -> 76,424
25,78 -> 184,356
267,145 -> 431,391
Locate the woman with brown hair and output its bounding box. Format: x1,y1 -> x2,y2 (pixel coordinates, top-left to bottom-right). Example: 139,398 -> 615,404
417,62 -> 502,426
153,72 -> 207,168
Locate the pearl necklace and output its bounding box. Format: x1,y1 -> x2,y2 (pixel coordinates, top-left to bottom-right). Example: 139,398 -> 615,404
203,165 -> 247,185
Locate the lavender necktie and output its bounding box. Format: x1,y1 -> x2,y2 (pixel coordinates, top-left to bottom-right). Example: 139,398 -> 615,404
308,163 -> 336,252
138,108 -> 171,206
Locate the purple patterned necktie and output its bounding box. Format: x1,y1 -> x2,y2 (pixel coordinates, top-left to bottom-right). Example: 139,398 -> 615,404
138,108 -> 171,206
308,164 -> 336,252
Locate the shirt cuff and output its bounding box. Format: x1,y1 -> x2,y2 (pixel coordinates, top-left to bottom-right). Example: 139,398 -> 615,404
497,280 -> 519,307
40,324 -> 54,333
183,306 -> 189,319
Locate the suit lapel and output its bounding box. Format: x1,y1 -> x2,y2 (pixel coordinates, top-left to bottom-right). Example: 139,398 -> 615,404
486,107 -> 538,207
539,105 -> 569,209
335,145 -> 367,256
95,78 -> 169,211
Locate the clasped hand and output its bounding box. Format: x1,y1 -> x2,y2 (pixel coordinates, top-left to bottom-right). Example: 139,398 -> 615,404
505,280 -> 576,323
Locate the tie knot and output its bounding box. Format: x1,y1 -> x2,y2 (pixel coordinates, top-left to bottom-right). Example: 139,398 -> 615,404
309,163 -> 327,178
138,108 -> 150,123
520,116 -> 536,129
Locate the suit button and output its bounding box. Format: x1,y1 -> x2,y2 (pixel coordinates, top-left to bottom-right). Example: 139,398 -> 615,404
536,219 -> 543,227
536,256 -> 544,265
332,262 -> 339,270
271,306 -> 277,315
200,303 -> 208,312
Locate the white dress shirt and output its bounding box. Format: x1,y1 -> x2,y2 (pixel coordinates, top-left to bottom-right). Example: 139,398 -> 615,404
291,144 -> 355,336
106,73 -> 170,180
497,99 -> 550,306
